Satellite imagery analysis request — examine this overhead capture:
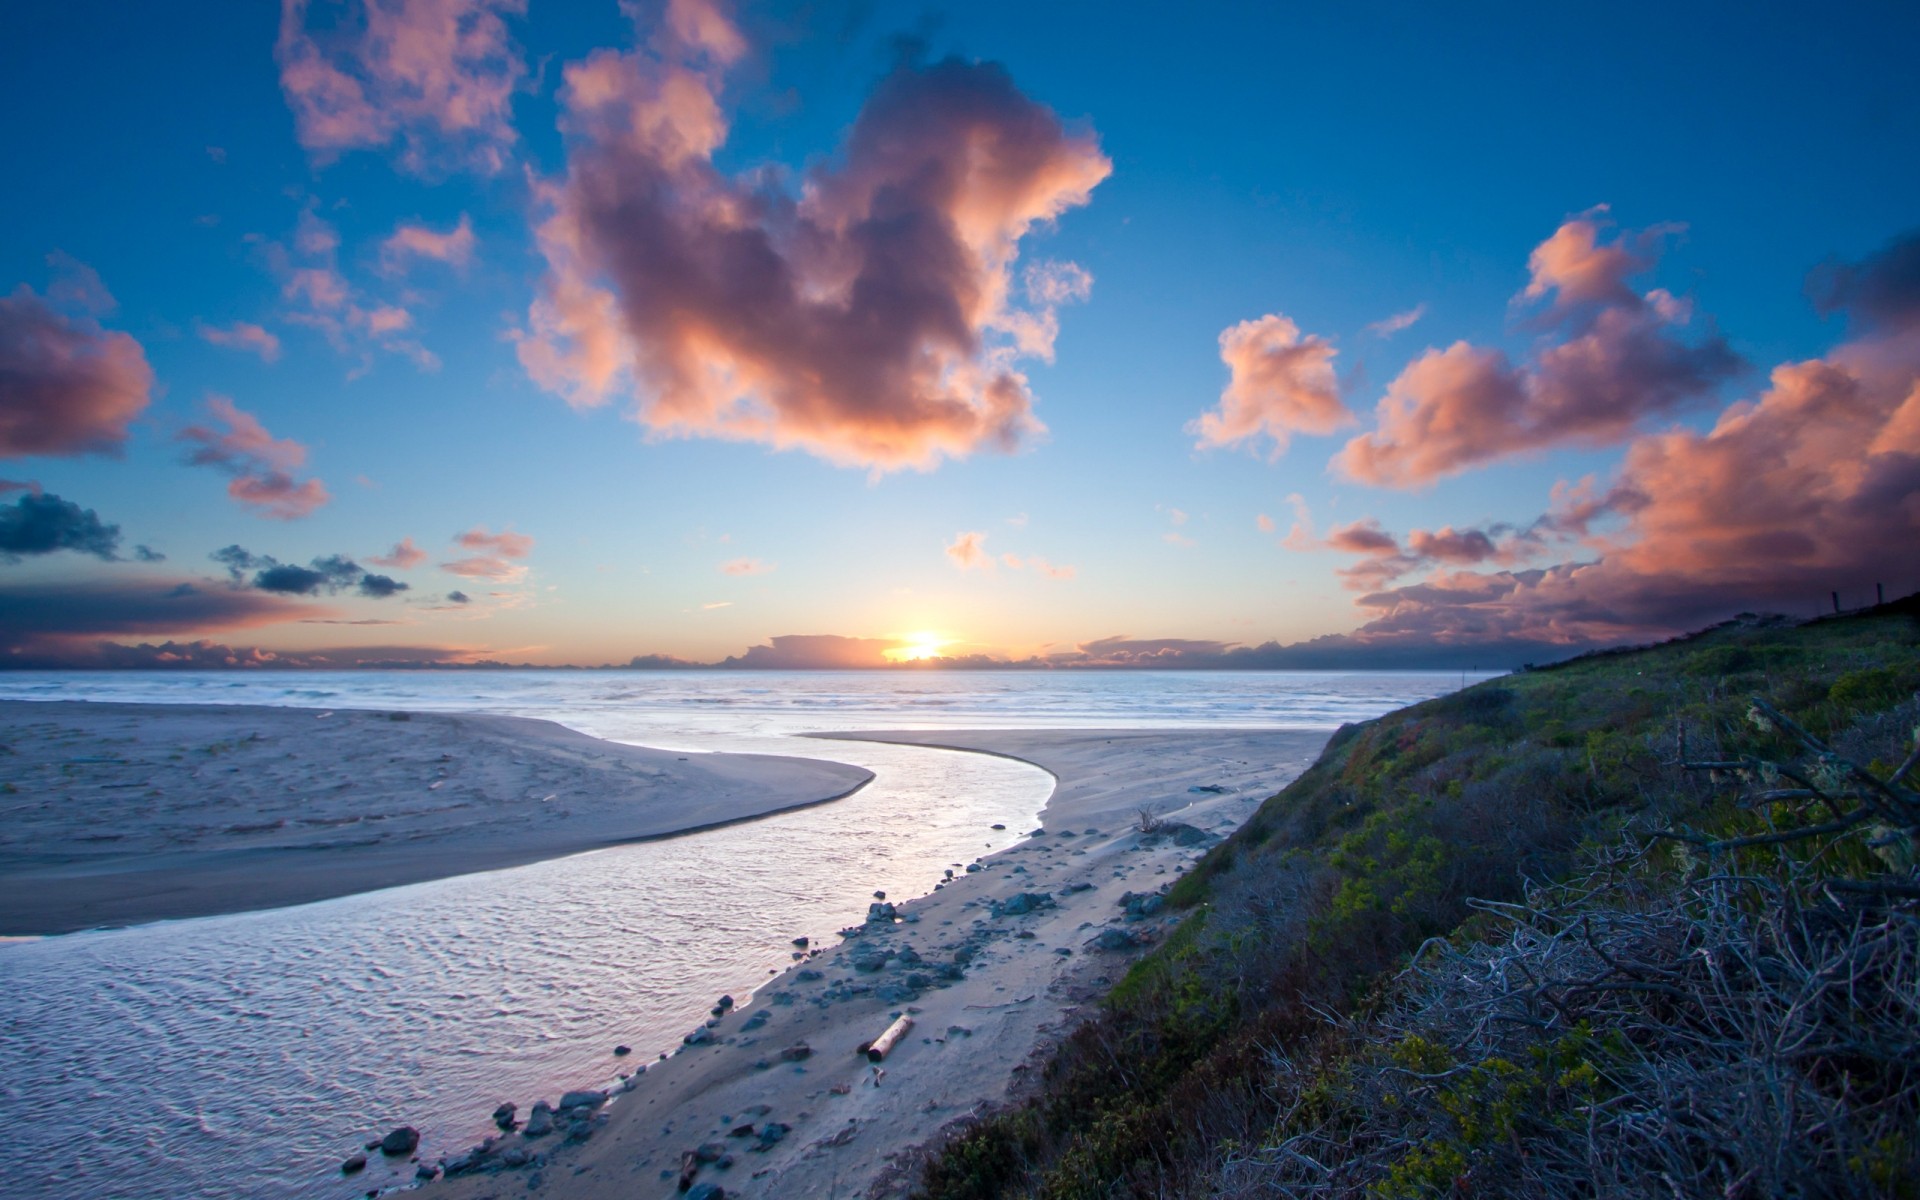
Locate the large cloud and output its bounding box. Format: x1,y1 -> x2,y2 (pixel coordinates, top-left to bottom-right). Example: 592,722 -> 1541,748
179,396 -> 331,519
515,0 -> 1110,471
277,0 -> 526,175
1190,314 -> 1351,457
0,579 -> 324,665
0,260 -> 154,459
1324,228 -> 1920,647
1335,212 -> 1742,487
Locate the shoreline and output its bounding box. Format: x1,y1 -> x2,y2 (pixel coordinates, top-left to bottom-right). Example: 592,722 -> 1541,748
0,699 -> 874,937
421,726 -> 1333,1199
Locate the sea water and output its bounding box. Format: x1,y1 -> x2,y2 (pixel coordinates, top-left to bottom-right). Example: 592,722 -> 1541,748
0,670 -> 1483,1199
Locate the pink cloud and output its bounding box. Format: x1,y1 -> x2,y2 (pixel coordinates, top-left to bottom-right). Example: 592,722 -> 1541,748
369,536 -> 427,568
276,0 -> 527,175
1331,228 -> 1920,647
274,210 -> 437,372
455,525 -> 533,558
719,557 -> 774,576
1335,213 -> 1741,488
945,531 -> 993,571
1365,303 -> 1427,338
1255,513 -> 1276,533
1191,314 -> 1352,457
178,396 -> 331,519
380,214 -> 476,272
198,320 -> 283,362
440,525 -> 533,580
514,3 -> 1111,472
1026,556 -> 1076,581
0,259 -> 154,459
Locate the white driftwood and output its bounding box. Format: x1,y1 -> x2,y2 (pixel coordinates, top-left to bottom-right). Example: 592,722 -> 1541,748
865,1015 -> 914,1062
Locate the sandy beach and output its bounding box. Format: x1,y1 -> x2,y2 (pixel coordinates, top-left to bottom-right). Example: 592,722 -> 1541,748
419,726 -> 1332,1199
0,700 -> 873,936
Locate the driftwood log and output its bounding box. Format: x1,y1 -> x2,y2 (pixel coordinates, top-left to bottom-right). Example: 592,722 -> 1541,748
865,1015 -> 913,1062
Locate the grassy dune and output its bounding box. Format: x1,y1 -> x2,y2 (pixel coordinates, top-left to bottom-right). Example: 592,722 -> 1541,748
915,600 -> 1920,1198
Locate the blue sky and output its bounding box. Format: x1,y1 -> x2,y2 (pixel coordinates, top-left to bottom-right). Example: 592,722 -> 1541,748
2,0 -> 1916,667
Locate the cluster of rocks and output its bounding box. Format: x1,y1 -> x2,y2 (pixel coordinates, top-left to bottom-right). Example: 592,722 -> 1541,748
1119,887 -> 1169,921
1136,820 -> 1215,848
417,1084 -> 628,1182
672,1104 -> 793,1194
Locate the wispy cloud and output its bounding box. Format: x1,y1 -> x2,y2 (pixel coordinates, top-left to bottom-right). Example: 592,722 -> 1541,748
178,396 -> 330,519
198,320 -> 283,362
719,557 -> 774,577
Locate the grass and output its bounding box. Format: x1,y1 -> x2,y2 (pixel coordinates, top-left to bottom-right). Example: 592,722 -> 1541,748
912,599 -> 1920,1198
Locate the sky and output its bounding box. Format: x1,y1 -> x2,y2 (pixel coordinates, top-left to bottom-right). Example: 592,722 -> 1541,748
2,0 -> 1917,669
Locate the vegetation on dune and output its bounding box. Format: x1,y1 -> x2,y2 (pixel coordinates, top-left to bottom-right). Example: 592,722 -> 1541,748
914,600 -> 1920,1199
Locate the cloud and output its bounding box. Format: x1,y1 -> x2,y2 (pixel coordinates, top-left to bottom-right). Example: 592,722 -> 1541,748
369,536 -> 427,568
1325,228 -> 1920,648
1335,212 -> 1743,488
719,633 -> 899,669
198,320 -> 283,362
2,636 -> 477,670
276,0 -> 527,175
1025,556 -> 1075,581
0,578 -> 323,660
380,214 -> 476,272
945,531 -> 993,571
1190,314 -> 1352,458
211,545 -> 410,599
1808,228 -> 1920,333
1365,303 -> 1427,338
0,492 -> 123,561
440,524 -> 533,581
0,258 -> 154,459
446,589 -> 470,603
700,600 -> 732,609
1256,513 -> 1276,533
514,3 -> 1111,472
178,395 -> 331,519
269,207 -> 439,372
719,557 -> 774,576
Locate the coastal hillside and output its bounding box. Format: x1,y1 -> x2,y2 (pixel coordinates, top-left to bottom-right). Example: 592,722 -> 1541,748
916,600 -> 1920,1198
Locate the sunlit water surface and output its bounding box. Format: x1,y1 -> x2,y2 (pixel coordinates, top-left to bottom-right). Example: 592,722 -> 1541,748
0,670 -> 1486,1199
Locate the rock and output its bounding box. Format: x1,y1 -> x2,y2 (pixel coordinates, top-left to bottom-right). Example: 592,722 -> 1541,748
875,983 -> 918,1004
694,1141 -> 727,1163
379,1126 -> 419,1156
492,1102 -> 517,1130
965,863 -> 982,873
1064,881 -> 1095,893
1095,928 -> 1138,951
758,1122 -> 791,1145
522,1101 -> 555,1138
991,891 -> 1055,918
894,945 -> 923,965
558,1089 -> 605,1112
686,1185 -> 727,1200
711,994 -> 735,1016
613,1044 -> 631,1056
1188,784 -> 1230,794
778,1042 -> 812,1062
791,936 -> 809,948
684,1025 -> 715,1046
341,1154 -> 367,1174
872,890 -> 887,900
990,823 -> 1006,830
728,1123 -> 756,1138
1121,891 -> 1165,921
415,1162 -> 439,1180
865,901 -> 897,923
796,968 -> 824,982
503,1146 -> 530,1168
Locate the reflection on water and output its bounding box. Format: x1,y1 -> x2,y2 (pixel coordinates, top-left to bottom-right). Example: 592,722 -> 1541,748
0,671 -> 1482,1200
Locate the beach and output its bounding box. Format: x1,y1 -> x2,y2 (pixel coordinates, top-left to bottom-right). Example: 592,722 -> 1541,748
420,726 -> 1331,1199
0,700 -> 873,936
0,692 -> 1337,1198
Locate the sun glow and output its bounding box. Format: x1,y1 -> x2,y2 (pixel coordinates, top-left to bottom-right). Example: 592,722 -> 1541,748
885,631 -> 950,663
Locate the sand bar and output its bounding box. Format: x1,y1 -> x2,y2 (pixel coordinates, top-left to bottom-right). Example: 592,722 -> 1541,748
0,700 -> 873,936
422,726 -> 1331,1199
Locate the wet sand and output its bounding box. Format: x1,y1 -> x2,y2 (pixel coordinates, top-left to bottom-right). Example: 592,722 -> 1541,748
0,700 -> 873,936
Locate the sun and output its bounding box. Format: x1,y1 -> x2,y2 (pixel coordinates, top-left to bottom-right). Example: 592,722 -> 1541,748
885,632 -> 950,663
